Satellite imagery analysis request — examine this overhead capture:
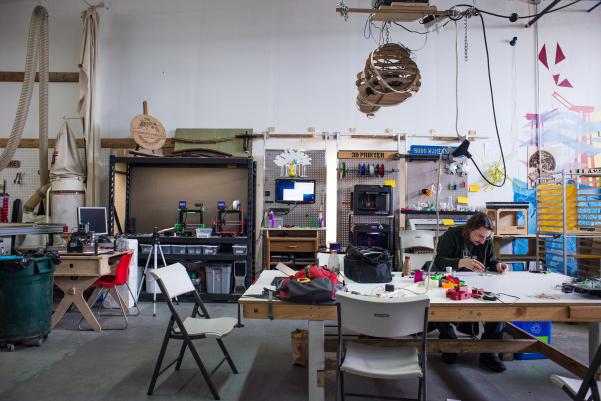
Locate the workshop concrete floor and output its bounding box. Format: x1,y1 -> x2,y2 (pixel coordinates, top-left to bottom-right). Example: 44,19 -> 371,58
0,302 -> 588,401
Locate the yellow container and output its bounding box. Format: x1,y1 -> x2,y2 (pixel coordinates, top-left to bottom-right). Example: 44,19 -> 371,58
537,183 -> 577,232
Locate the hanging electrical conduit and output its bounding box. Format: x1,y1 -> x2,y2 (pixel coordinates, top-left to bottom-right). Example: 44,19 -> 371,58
0,6 -> 50,213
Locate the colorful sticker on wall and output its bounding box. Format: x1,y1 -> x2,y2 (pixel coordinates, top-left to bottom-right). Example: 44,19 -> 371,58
538,43 -> 573,88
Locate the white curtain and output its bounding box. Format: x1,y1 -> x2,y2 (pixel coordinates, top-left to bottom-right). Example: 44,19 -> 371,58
77,6 -> 100,206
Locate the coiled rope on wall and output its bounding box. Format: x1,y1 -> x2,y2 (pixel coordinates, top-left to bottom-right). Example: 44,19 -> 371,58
0,6 -> 49,187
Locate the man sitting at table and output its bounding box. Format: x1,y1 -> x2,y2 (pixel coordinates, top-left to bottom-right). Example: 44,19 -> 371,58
432,212 -> 509,372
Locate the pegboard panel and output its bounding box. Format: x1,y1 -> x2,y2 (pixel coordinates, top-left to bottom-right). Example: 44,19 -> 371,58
406,160 -> 469,211
0,147 -> 112,222
263,149 -> 326,245
336,154 -> 401,248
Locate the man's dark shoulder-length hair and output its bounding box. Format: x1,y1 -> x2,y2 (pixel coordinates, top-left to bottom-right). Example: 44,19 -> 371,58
462,212 -> 495,238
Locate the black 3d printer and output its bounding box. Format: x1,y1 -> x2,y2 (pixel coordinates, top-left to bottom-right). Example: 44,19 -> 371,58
214,200 -> 245,236
175,201 -> 205,236
350,185 -> 394,252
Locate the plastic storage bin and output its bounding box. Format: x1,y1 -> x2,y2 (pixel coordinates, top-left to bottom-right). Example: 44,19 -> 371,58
195,228 -> 213,238
140,244 -> 152,255
513,321 -> 551,360
202,245 -> 220,255
171,245 -> 187,255
187,245 -> 203,255
160,245 -> 172,255
232,244 -> 247,255
205,264 -> 232,294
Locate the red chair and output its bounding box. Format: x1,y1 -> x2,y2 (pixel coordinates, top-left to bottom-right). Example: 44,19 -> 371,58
79,251 -> 140,330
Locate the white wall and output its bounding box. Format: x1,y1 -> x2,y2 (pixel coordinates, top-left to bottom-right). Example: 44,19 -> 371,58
0,0 -> 600,209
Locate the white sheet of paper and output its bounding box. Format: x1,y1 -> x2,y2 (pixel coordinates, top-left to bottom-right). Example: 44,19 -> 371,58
274,262 -> 296,276
295,182 -> 314,194
283,188 -> 303,201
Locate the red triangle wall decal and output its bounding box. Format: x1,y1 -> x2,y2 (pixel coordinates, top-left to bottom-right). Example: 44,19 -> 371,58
555,43 -> 566,64
558,79 -> 573,88
538,44 -> 549,69
553,74 -> 560,84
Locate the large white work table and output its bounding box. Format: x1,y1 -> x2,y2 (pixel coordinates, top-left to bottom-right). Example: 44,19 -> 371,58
239,270 -> 601,401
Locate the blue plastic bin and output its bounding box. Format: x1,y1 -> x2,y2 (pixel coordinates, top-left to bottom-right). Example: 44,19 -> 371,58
513,321 -> 552,360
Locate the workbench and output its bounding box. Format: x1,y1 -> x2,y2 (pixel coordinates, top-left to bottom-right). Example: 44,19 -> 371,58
52,252 -> 126,332
239,270 -> 601,401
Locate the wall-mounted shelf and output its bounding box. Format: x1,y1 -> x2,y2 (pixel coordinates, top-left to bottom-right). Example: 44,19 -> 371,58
401,210 -> 476,216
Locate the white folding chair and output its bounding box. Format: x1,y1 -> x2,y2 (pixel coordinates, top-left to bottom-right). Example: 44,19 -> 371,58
147,263 -> 238,400
336,292 -> 430,401
550,342 -> 601,401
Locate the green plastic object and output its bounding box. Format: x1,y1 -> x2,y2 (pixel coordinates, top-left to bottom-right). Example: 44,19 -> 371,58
0,256 -> 57,345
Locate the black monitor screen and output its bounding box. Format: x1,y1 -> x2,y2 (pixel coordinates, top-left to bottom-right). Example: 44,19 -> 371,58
275,179 -> 316,204
78,207 -> 108,235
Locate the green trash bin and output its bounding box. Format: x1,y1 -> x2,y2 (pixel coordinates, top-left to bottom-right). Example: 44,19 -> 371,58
0,255 -> 58,348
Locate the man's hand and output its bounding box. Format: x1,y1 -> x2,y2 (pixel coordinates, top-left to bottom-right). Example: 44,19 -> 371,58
496,262 -> 509,274
458,258 -> 486,272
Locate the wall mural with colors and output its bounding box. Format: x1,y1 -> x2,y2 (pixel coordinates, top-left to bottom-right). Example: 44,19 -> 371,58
512,43 -> 601,275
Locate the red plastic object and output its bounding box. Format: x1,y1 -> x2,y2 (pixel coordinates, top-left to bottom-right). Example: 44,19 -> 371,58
414,270 -> 424,283
94,252 -> 134,288
0,196 -> 8,223
446,285 -> 471,300
471,288 -> 485,298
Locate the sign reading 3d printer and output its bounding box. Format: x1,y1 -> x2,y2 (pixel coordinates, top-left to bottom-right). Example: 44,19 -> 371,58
337,151 -> 399,160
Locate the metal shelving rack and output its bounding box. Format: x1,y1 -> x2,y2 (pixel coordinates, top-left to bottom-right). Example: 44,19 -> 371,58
536,170 -> 601,277
109,156 -> 256,301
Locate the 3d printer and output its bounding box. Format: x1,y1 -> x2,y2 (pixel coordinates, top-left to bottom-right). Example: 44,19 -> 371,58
214,200 -> 245,237
350,223 -> 394,252
352,185 -> 393,216
175,201 -> 205,236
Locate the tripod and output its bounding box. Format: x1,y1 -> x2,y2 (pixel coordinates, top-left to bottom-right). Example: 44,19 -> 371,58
137,227 -> 167,317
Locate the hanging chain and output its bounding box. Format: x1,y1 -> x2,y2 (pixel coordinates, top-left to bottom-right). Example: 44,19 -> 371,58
464,15 -> 469,62
337,0 -> 349,21
385,22 -> 391,44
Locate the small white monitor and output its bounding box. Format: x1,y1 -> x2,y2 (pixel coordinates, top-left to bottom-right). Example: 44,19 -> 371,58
77,207 -> 108,235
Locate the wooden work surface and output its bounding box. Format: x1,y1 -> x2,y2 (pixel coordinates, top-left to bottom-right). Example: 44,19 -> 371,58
52,252 -> 127,332
240,270 -> 601,322
240,270 -> 601,401
55,252 -> 125,277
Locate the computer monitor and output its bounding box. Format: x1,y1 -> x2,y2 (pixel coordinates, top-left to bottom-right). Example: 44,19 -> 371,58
275,178 -> 316,204
77,207 -> 108,235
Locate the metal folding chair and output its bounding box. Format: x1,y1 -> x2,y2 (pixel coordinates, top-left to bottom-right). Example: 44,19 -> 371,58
336,292 -> 430,401
147,263 -> 238,400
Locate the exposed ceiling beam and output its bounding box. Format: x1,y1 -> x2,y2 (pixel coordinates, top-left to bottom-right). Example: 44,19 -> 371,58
526,0 -> 562,27
588,0 -> 601,12
0,71 -> 78,83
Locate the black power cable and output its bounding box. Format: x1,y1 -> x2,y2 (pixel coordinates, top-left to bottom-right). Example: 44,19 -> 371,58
473,12 -> 507,188
459,0 -> 582,21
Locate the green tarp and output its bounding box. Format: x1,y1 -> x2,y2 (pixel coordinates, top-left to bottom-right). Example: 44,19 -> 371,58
174,128 -> 253,157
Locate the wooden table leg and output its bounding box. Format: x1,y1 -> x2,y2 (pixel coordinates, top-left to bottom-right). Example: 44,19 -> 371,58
590,323 -> 601,364
308,320 -> 325,401
52,277 -> 102,332
87,287 -> 102,308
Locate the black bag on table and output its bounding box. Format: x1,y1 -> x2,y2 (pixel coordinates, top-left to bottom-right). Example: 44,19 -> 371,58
344,246 -> 392,283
